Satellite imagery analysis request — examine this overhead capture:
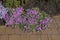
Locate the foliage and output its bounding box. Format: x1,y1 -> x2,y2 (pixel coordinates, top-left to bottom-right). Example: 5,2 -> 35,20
2,0 -> 29,8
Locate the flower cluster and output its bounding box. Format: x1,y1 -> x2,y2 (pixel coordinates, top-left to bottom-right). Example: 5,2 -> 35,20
3,7 -> 49,32
0,4 -> 8,19
4,7 -> 24,25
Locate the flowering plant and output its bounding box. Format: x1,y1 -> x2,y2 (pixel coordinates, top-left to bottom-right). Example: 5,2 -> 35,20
3,6 -> 49,32
0,4 -> 8,19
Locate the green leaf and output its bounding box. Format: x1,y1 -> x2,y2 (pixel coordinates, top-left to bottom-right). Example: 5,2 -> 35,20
36,13 -> 44,22
32,7 -> 40,12
11,24 -> 16,29
3,0 -> 20,8
21,13 -> 26,18
36,11 -> 48,22
30,24 -> 36,31
41,11 -> 47,17
19,23 -> 24,29
6,0 -> 13,3
5,3 -> 10,7
40,14 -> 44,19
17,1 -> 20,6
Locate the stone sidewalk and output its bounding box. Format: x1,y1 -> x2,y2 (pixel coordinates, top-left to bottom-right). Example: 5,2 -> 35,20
0,15 -> 60,40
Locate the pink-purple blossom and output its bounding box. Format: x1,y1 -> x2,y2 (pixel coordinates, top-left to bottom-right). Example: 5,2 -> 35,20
15,16 -> 23,24
36,26 -> 42,31
40,17 -> 49,25
26,9 -> 37,15
28,18 -> 36,24
3,14 -> 9,21
6,17 -> 14,25
15,7 -> 24,15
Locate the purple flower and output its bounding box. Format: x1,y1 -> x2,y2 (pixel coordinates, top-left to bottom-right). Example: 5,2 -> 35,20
12,7 -> 24,18
36,26 -> 42,31
0,5 -> 8,19
3,14 -> 9,21
41,24 -> 46,30
15,16 -> 23,24
16,7 -> 24,15
6,17 -> 14,25
44,17 -> 49,23
40,17 -> 49,25
26,9 -> 37,15
0,5 -> 4,8
40,20 -> 45,24
13,11 -> 19,18
28,18 -> 36,24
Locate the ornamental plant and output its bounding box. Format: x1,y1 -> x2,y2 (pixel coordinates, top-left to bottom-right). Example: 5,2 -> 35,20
3,6 -> 49,32
0,4 -> 8,19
